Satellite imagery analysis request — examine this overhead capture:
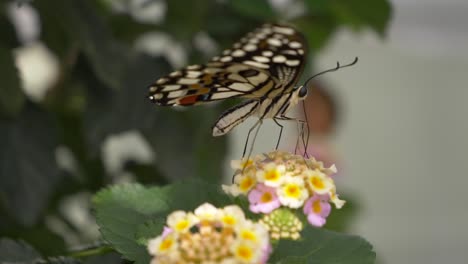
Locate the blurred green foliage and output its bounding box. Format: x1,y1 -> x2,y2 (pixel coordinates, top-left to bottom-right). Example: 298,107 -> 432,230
0,0 -> 391,261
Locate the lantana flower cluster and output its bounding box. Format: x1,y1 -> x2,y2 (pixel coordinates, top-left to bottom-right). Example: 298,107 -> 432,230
223,151 -> 345,230
147,203 -> 271,264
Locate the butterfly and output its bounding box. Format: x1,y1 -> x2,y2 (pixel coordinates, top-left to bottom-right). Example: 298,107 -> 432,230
148,23 -> 357,150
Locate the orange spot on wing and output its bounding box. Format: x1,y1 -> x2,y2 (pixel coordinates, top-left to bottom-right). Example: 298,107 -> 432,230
178,95 -> 199,105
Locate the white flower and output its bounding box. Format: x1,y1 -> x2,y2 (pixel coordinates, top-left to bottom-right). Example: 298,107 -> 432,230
305,169 -> 335,195
220,205 -> 246,226
194,203 -> 220,221
222,171 -> 257,196
231,240 -> 262,263
147,233 -> 179,259
256,162 -> 286,187
330,189 -> 346,209
147,203 -> 271,263
236,221 -> 269,245
166,211 -> 198,233
277,176 -> 309,208
231,158 -> 255,170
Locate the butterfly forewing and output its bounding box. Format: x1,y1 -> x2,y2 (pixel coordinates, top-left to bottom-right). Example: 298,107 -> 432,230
212,23 -> 307,96
148,24 -> 307,106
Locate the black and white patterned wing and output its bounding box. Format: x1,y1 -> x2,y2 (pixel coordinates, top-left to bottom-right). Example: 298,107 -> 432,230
148,61 -> 278,106
147,23 -> 307,106
212,23 -> 308,97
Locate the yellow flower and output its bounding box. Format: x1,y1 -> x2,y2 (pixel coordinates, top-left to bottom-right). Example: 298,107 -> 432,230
232,242 -> 258,262
222,171 -> 257,196
147,233 -> 179,261
330,189 -> 346,209
257,162 -> 286,187
220,205 -> 245,227
305,169 -> 334,195
147,204 -> 270,264
277,176 -> 308,208
166,211 -> 197,233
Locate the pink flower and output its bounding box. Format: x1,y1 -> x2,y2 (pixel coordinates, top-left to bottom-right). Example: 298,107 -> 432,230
260,242 -> 273,264
248,184 -> 281,214
161,226 -> 173,237
303,194 -> 331,227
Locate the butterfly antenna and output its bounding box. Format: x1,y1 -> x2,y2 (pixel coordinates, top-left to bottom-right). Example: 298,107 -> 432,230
304,57 -> 358,89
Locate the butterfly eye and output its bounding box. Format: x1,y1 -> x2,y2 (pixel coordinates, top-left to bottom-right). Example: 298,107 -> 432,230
298,86 -> 308,98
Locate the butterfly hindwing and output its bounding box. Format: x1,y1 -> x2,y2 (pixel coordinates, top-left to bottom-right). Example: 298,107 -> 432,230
148,23 -> 307,106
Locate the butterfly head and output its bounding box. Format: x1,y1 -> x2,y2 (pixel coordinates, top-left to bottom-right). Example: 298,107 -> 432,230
297,85 -> 308,99
287,85 -> 308,107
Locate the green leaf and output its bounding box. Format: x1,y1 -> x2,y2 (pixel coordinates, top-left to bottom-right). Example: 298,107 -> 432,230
142,105 -> 229,182
0,238 -> 41,262
0,238 -> 80,263
330,0 -> 392,36
304,0 -> 331,15
0,224 -> 68,257
84,55 -> 170,138
164,0 -> 211,42
230,0 -> 276,20
33,1 -> 75,58
0,103 -> 61,226
133,179 -> 233,244
83,55 -> 170,153
40,257 -> 81,264
0,8 -> 20,49
294,16 -> 337,51
204,2 -> 259,48
135,218 -> 165,245
324,194 -> 359,232
0,46 -> 25,118
109,14 -> 158,44
92,180 -> 232,263
269,226 -> 376,264
82,252 -> 123,264
92,183 -> 169,264
163,178 -> 232,210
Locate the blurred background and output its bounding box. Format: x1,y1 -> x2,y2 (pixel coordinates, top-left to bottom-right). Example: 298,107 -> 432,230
1,0 -> 467,263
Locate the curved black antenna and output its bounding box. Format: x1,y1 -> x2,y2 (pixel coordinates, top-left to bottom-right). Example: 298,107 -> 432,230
303,57 -> 358,88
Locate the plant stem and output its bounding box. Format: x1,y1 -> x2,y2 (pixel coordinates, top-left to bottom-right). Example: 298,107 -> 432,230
68,245 -> 114,258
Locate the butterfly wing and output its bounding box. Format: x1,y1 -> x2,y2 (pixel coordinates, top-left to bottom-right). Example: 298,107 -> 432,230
148,23 -> 307,106
212,23 -> 308,96
148,62 -> 278,106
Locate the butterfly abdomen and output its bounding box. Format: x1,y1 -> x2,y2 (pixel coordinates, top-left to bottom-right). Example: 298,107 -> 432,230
212,100 -> 260,136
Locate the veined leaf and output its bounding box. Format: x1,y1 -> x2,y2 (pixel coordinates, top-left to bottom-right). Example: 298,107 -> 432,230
269,226 -> 376,264
92,180 -> 232,263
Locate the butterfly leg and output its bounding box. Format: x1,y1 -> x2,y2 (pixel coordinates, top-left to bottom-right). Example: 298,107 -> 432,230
234,119 -> 263,182
242,119 -> 263,158
301,100 -> 311,158
277,115 -> 309,158
273,118 -> 284,150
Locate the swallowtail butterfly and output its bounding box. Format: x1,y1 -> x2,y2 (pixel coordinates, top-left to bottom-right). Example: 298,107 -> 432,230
148,23 -> 355,138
